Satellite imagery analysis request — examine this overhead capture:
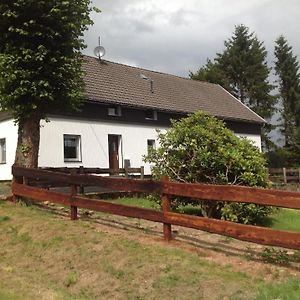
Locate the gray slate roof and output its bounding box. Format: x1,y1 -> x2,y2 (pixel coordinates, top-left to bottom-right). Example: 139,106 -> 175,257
83,56 -> 265,124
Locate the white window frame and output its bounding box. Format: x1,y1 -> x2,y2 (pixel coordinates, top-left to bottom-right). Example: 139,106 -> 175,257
0,138 -> 6,164
108,105 -> 122,117
63,134 -> 82,162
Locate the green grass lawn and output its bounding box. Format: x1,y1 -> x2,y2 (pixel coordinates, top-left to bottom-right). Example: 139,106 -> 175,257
109,197 -> 203,215
109,196 -> 159,210
264,208 -> 300,232
1,200 -> 300,300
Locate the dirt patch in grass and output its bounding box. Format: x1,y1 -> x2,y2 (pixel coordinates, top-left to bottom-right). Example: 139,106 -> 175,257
87,211 -> 300,280
35,202 -> 300,276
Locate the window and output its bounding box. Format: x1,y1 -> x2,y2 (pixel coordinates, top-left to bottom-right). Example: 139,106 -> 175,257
108,105 -> 121,116
0,138 -> 6,164
145,110 -> 157,120
64,135 -> 81,162
147,139 -> 156,154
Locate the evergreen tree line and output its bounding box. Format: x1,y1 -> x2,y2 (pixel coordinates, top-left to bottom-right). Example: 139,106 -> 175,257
190,24 -> 300,166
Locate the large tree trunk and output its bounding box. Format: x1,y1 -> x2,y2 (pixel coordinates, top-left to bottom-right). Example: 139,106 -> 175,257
14,112 -> 41,168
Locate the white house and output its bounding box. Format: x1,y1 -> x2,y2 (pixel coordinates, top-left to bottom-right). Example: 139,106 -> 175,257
0,56 -> 265,180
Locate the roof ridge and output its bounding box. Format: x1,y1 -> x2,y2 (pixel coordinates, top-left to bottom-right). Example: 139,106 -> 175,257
83,54 -> 217,87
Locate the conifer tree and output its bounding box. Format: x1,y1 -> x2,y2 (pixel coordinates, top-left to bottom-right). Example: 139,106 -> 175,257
189,59 -> 230,91
274,35 -> 300,157
190,25 -> 277,149
216,25 -> 276,122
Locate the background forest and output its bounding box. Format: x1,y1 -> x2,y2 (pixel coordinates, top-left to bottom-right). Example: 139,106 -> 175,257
190,24 -> 300,167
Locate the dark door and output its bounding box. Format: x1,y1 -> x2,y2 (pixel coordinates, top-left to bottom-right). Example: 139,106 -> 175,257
108,135 -> 120,170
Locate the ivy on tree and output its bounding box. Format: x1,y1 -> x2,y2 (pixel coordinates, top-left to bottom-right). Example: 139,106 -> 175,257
190,25 -> 277,150
0,0 -> 97,167
274,35 -> 300,164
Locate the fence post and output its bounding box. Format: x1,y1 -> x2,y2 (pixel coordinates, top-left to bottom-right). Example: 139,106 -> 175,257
125,165 -> 129,179
79,166 -> 84,194
283,167 -> 287,184
140,166 -> 144,180
161,176 -> 172,241
70,170 -> 78,220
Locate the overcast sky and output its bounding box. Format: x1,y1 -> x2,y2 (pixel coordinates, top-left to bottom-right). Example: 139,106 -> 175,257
83,0 -> 300,78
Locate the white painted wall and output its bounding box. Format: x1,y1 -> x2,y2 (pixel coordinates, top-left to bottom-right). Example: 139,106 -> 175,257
39,117 -> 167,174
235,133 -> 262,150
0,119 -> 18,180
0,116 -> 262,180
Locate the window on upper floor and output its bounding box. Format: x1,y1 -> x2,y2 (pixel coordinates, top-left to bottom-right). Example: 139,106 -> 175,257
0,138 -> 6,164
145,110 -> 157,120
63,135 -> 81,162
108,105 -> 122,117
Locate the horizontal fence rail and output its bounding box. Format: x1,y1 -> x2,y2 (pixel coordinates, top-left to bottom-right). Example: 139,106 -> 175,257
163,181 -> 300,209
42,166 -> 145,178
12,182 -> 165,223
13,166 -> 300,209
10,165 -> 300,250
13,166 -> 160,193
33,166 -> 145,190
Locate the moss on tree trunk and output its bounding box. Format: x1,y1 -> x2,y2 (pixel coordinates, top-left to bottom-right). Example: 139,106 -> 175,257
14,112 -> 41,168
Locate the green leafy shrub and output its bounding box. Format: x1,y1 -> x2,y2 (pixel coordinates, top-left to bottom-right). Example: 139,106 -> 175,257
144,111 -> 271,224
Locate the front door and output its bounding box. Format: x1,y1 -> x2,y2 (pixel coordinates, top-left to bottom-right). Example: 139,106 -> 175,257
108,135 -> 120,170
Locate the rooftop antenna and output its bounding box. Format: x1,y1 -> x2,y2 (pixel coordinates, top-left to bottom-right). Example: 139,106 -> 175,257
94,36 -> 106,61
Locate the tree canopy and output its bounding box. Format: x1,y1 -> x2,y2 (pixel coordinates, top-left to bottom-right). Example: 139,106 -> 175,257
0,0 -> 96,167
0,0 -> 95,121
189,59 -> 230,91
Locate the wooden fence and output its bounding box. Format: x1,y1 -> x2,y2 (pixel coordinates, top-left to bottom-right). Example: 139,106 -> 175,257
33,166 -> 145,192
42,166 -> 145,178
269,167 -> 300,184
11,165 -> 300,250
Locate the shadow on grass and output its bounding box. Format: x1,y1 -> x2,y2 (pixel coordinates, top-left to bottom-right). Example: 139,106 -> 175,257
256,216 -> 276,228
27,201 -> 300,272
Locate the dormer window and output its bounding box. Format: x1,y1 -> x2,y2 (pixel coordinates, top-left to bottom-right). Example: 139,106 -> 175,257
108,105 -> 121,117
145,110 -> 157,120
